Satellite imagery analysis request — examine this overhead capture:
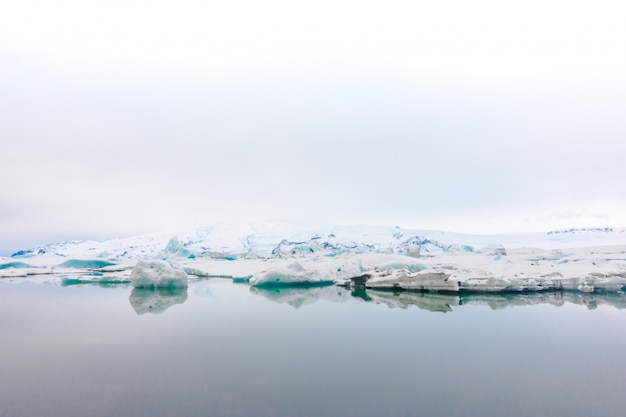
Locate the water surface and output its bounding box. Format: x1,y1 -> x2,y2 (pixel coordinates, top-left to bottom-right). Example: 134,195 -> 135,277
1,280 -> 625,417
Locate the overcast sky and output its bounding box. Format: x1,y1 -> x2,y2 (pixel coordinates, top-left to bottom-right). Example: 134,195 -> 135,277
1,0 -> 626,254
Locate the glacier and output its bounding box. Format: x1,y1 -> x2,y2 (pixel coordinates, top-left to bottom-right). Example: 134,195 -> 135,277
1,223 -> 625,294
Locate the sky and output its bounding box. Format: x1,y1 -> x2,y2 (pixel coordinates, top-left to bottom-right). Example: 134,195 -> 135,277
1,0 -> 626,254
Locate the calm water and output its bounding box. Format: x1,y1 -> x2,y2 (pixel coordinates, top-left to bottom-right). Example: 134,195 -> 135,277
1,279 -> 626,417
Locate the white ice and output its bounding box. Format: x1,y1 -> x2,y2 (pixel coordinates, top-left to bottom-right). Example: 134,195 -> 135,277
130,260 -> 188,288
2,224 -> 625,294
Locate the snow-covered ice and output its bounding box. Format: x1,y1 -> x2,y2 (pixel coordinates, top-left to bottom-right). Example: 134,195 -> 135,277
2,224 -> 625,294
130,260 -> 188,288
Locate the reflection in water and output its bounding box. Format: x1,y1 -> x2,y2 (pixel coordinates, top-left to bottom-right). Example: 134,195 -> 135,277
250,285 -> 350,309
456,291 -> 621,311
129,287 -> 188,315
3,281 -> 626,417
251,285 -> 626,312
360,288 -> 456,312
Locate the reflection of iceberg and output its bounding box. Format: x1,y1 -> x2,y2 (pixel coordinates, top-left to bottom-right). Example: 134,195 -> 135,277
458,292 -> 567,310
361,289 -> 458,312
458,291 -> 626,311
250,285 -> 351,309
129,287 -> 188,315
252,284 -> 626,312
361,289 -> 626,312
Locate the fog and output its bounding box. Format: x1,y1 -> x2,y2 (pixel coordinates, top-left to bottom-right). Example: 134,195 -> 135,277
1,0 -> 625,254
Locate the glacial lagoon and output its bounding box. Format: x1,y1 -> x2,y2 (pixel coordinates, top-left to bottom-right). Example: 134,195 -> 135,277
2,279 -> 626,417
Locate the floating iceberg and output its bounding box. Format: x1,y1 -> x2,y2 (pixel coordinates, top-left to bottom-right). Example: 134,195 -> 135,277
57,259 -> 117,269
0,261 -> 31,270
249,259 -> 361,287
130,260 -> 188,288
365,271 -> 459,292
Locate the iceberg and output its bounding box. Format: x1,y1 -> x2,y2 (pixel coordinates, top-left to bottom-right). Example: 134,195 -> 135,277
163,236 -> 195,258
130,260 -> 188,288
0,261 -> 32,270
57,259 -> 117,269
365,271 -> 459,292
405,244 -> 421,258
249,260 -> 354,287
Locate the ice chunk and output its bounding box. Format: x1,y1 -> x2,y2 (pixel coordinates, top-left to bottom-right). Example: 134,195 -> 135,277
460,276 -> 511,292
445,244 -> 474,252
592,276 -> 626,292
250,258 -> 365,287
0,261 -> 31,269
366,271 -> 459,292
481,244 -> 507,256
163,236 -> 195,258
57,259 -> 116,269
165,236 -> 181,253
405,244 -> 421,258
130,260 -> 188,288
250,261 -> 333,287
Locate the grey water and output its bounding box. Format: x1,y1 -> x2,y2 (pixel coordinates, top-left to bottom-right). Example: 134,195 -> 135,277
2,279 -> 626,417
